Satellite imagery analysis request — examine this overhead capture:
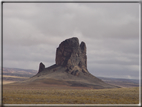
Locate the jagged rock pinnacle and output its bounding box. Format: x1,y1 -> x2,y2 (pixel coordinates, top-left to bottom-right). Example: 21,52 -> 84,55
38,62 -> 45,73
55,37 -> 88,75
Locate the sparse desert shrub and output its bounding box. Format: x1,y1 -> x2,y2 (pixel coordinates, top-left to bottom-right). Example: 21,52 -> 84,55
3,85 -> 139,104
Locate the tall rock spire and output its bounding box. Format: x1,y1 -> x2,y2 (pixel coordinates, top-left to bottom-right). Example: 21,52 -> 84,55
55,37 -> 88,75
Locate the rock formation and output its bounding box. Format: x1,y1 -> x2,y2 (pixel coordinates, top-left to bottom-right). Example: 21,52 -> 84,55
37,37 -> 88,76
38,62 -> 45,73
32,37 -> 119,89
55,37 -> 88,76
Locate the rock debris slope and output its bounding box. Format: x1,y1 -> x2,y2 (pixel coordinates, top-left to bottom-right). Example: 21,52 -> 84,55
29,37 -> 118,89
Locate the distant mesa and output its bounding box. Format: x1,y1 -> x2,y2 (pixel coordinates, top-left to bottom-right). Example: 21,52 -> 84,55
29,37 -> 119,89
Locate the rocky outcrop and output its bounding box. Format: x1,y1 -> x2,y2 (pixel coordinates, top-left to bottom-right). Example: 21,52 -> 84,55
33,37 -> 119,89
55,37 -> 88,75
38,62 -> 45,73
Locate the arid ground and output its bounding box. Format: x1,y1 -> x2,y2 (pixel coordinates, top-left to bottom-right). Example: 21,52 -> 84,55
3,83 -> 139,104
3,68 -> 140,104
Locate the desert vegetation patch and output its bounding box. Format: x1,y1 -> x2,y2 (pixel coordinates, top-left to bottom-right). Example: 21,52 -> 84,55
3,85 -> 139,104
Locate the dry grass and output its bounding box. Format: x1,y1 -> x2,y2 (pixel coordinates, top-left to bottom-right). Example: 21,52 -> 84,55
3,75 -> 28,85
3,85 -> 139,104
3,75 -> 29,78
3,81 -> 16,85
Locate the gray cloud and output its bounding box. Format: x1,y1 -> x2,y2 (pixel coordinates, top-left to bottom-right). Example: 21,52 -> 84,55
3,3 -> 140,79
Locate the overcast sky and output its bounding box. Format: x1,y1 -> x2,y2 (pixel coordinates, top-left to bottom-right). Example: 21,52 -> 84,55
3,2 -> 140,79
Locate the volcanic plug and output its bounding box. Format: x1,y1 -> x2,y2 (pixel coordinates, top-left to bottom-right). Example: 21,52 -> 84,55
30,37 -> 118,89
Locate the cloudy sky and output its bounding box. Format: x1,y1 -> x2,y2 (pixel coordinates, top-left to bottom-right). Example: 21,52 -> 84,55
3,2 -> 140,79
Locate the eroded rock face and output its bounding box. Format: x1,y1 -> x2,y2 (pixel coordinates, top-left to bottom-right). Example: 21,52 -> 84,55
56,37 -> 88,75
38,62 -> 45,73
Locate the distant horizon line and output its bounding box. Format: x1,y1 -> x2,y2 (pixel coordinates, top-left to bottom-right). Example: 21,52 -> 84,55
1,66 -> 139,80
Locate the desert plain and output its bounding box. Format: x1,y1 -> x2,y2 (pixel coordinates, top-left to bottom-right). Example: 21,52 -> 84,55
3,80 -> 139,104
